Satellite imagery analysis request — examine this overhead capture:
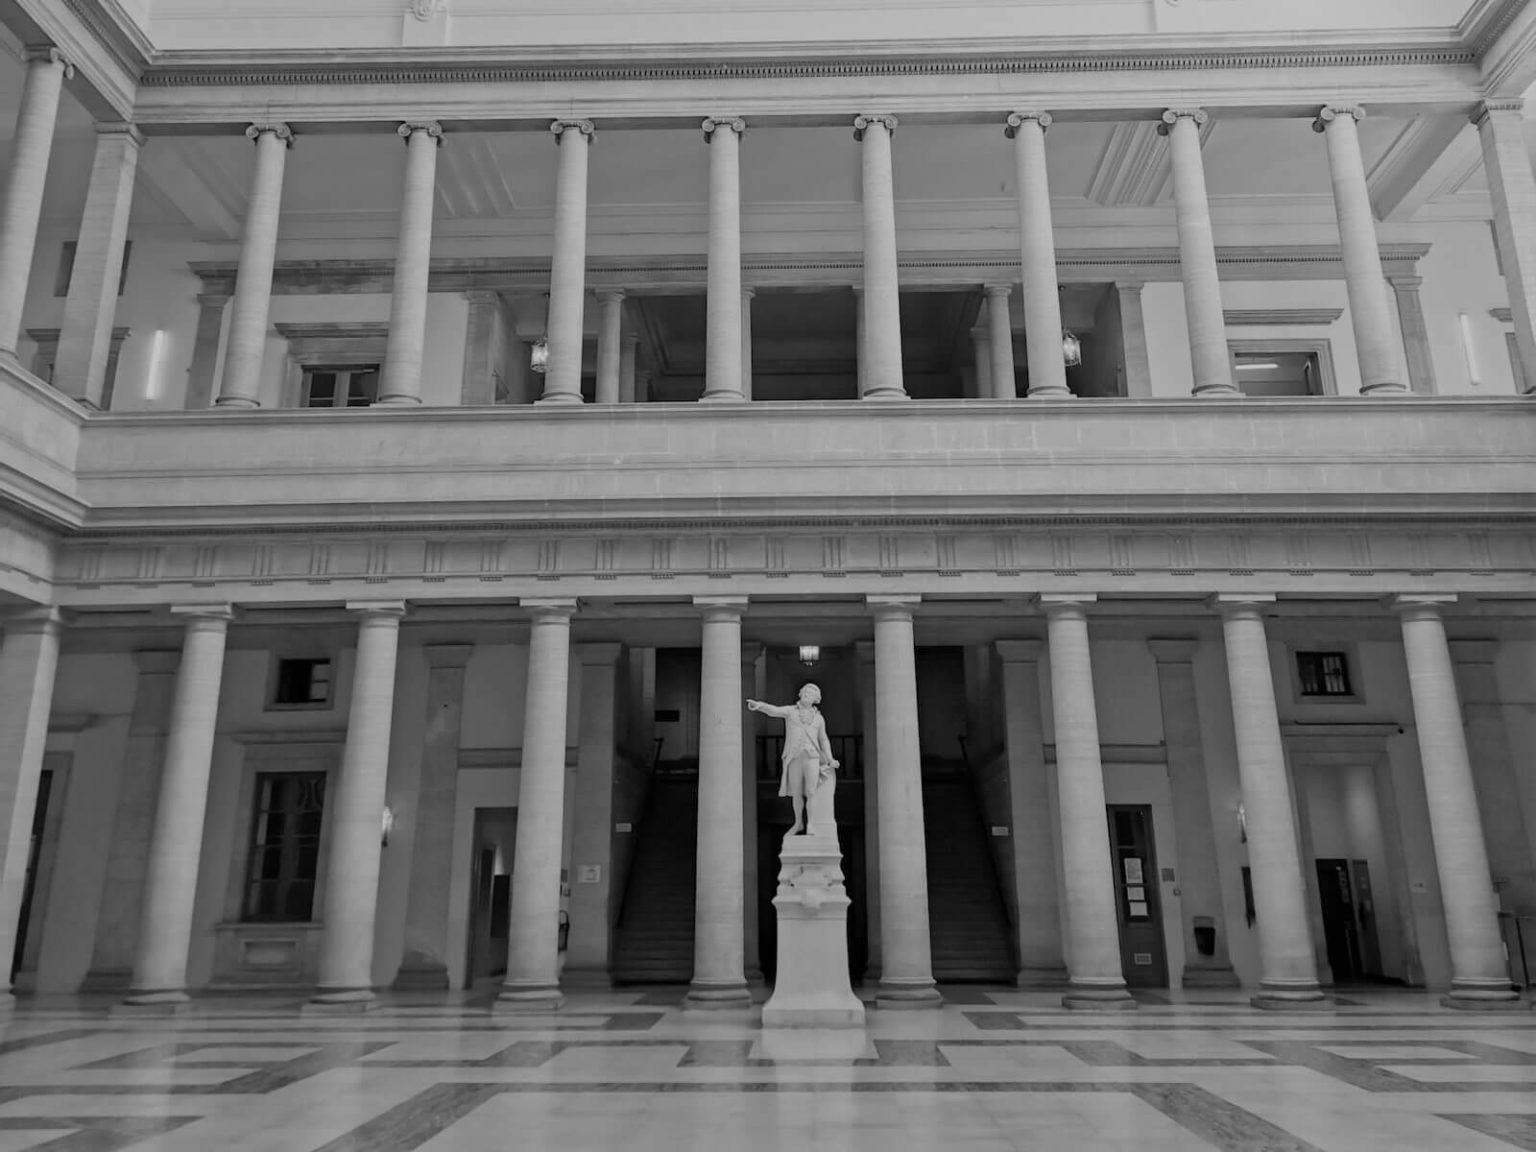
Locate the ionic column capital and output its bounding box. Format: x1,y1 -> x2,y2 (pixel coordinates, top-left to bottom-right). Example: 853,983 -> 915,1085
551,119 -> 596,142
866,593 -> 920,620
741,285 -> 757,301
522,597 -> 578,621
701,115 -> 746,140
1386,592 -> 1457,617
1037,593 -> 1097,616
853,113 -> 898,140
694,595 -> 749,622
345,600 -> 408,620
1207,592 -> 1275,616
1005,110 -> 1052,137
1388,274 -> 1424,290
1157,108 -> 1208,135
595,287 -> 627,304
984,282 -> 1014,299
1147,637 -> 1201,663
398,120 -> 444,146
24,46 -> 73,76
245,122 -> 293,147
1313,104 -> 1366,133
169,603 -> 235,625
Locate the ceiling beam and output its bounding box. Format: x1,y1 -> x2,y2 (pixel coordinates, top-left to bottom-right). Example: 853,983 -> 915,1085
1086,117 -> 1215,207
1367,114 -> 1477,222
133,138 -> 241,239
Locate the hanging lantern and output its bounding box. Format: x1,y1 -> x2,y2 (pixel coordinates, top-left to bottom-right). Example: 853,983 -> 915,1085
530,337 -> 550,374
1061,330 -> 1082,368
798,645 -> 821,667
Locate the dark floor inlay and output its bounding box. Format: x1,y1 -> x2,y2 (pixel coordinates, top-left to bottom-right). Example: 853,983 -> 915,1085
1131,1083 -> 1327,1152
306,1082 -> 503,1152
1439,1114 -> 1536,1151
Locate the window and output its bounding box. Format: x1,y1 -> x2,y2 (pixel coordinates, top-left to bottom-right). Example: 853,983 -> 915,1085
1227,339 -> 1336,396
243,772 -> 325,922
1296,651 -> 1352,698
302,365 -> 379,408
272,658 -> 332,707
54,240 -> 132,297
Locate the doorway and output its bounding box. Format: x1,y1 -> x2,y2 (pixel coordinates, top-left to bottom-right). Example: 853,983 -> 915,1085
1316,858 -> 1384,983
1107,804 -> 1169,988
464,807 -> 517,987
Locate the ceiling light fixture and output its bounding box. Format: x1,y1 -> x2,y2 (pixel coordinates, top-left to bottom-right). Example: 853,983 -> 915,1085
1236,361 -> 1281,371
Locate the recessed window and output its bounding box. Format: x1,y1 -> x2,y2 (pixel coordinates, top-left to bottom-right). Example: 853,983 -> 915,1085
1296,651 -> 1352,698
1233,350 -> 1323,397
243,772 -> 325,922
302,365 -> 379,408
273,658 -> 332,707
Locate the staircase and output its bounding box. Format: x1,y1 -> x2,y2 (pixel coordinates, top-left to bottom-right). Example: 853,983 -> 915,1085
923,776 -> 1016,981
612,778 -> 698,984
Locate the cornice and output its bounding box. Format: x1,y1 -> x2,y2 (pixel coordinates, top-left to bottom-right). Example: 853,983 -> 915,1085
63,0 -> 151,77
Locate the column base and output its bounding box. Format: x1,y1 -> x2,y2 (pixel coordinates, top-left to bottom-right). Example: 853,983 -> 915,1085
859,387 -> 910,401
1360,380 -> 1409,396
375,394 -> 423,407
305,988 -> 379,1014
116,990 -> 193,1016
493,985 -> 565,1014
1062,982 -> 1137,1011
683,980 -> 753,1010
1015,965 -> 1069,989
533,394 -> 584,407
212,396 -> 260,410
698,391 -> 747,404
1250,982 -> 1330,1011
874,978 -> 942,1009
1181,963 -> 1241,989
1025,385 -> 1072,399
1442,981 -> 1522,1010
1191,385 -> 1241,398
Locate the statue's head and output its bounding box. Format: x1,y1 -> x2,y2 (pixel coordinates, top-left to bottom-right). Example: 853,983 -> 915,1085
797,683 -> 821,706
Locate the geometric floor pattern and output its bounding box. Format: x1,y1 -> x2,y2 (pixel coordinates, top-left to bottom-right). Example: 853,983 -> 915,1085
0,988 -> 1530,1150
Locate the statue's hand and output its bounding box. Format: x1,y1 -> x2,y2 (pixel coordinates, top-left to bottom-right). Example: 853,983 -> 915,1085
827,759 -> 840,772
745,699 -> 761,712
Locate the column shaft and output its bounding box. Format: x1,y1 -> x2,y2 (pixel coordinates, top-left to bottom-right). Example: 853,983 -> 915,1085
686,599 -> 751,1006
184,295 -> 228,409
217,124 -> 291,408
595,290 -> 624,404
619,333 -> 639,404
564,643 -> 623,987
1008,112 -> 1070,396
1161,110 -> 1236,396
1476,100 -> 1536,396
740,643 -> 762,980
498,600 -> 576,1009
311,604 -> 404,1006
855,641 -> 882,978
0,610 -> 61,997
55,125 -> 142,408
0,50 -> 68,353
702,118 -> 745,402
1394,598 -> 1518,1004
1042,598 -> 1134,1009
1315,106 -> 1403,394
740,287 -> 755,401
855,116 -> 906,399
540,122 -> 593,404
125,607 -> 232,1004
1117,283 -> 1154,397
869,596 -> 940,1006
378,122 -> 441,405
1389,276 -> 1437,394
985,286 -> 1016,399
970,326 -> 991,397
1215,597 -> 1324,1006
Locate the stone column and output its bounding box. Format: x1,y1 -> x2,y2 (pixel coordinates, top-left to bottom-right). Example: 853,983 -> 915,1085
1040,595 -> 1134,1010
1117,283 -> 1153,397
564,643 -> 623,987
701,117 -> 746,403
619,332 -> 639,404
84,649 -> 179,990
1147,638 -> 1238,987
867,595 -> 940,1007
740,287 -> 755,401
311,602 -> 406,1008
1006,111 -> 1070,397
0,49 -> 69,355
969,326 -> 991,398
497,598 -> 577,1010
216,123 -> 291,408
1451,639 -> 1536,915
0,608 -> 62,999
54,125 -> 143,408
984,285 -> 1016,399
1314,106 -> 1403,394
540,120 -> 594,405
377,122 -> 442,406
1475,99 -> 1536,396
855,640 -> 882,978
123,606 -> 232,1007
995,640 -> 1066,986
687,597 -> 752,1007
1391,595 -> 1519,1006
394,643 -> 471,989
1159,110 -> 1236,397
854,115 -> 907,400
1389,276 -> 1437,395
183,294 -> 229,410
1212,594 -> 1324,1007
594,289 -> 624,405
740,642 -> 762,981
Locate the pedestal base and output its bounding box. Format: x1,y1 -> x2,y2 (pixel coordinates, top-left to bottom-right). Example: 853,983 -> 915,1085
304,988 -> 379,1015
762,831 -> 866,1029
1181,963 -> 1241,989
493,985 -> 565,1014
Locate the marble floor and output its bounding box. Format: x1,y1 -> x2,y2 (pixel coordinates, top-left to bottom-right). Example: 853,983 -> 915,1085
0,987 -> 1528,1150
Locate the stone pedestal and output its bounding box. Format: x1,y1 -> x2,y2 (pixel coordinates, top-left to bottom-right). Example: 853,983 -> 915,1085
762,829 -> 865,1028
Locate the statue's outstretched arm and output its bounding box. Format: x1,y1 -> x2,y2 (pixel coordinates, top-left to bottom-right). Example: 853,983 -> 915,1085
746,700 -> 794,719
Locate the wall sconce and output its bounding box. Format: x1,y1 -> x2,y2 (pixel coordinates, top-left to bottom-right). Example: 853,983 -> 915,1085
798,645 -> 820,667
530,337 -> 550,374
1236,802 -> 1247,844
381,804 -> 395,847
1061,330 -> 1082,368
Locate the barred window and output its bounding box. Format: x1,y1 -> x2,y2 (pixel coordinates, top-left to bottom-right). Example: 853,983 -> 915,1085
1296,651 -> 1352,697
243,772 -> 325,922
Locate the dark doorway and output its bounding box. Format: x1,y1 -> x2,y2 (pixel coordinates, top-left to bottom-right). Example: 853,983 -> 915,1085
1316,858 -> 1384,983
1107,804 -> 1169,988
464,807 -> 517,986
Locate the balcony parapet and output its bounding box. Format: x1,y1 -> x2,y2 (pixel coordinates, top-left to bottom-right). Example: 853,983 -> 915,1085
0,357 -> 87,527
72,396 -> 1536,531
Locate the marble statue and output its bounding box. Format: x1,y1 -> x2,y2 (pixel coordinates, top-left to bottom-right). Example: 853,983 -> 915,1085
746,684 -> 839,835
